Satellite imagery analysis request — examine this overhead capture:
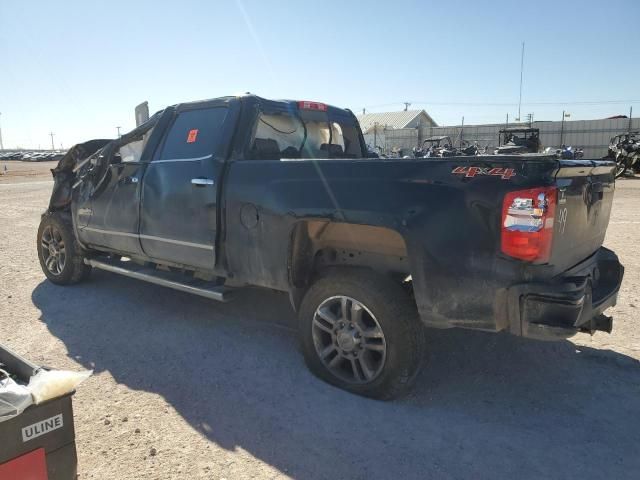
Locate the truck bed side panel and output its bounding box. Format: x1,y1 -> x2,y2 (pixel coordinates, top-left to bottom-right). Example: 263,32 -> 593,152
222,157 -> 560,330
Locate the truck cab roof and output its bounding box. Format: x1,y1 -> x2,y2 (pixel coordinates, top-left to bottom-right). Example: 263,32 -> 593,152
169,94 -> 356,119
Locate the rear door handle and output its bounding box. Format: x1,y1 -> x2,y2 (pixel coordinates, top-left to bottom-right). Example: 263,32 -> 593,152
191,178 -> 214,186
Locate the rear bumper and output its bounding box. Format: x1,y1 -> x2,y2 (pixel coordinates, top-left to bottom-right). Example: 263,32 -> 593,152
506,247 -> 624,340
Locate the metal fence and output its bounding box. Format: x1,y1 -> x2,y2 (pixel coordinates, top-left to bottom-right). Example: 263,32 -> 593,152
375,117 -> 640,158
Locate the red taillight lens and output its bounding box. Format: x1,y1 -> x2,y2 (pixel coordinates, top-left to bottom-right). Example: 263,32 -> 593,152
501,186 -> 557,263
297,100 -> 328,111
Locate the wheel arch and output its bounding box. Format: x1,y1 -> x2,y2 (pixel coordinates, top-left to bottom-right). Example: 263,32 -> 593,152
287,220 -> 410,310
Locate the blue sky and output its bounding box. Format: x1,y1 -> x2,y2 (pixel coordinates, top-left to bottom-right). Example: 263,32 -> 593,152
1,0 -> 638,149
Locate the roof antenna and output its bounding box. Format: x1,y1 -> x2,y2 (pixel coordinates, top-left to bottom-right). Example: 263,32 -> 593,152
403,102 -> 411,111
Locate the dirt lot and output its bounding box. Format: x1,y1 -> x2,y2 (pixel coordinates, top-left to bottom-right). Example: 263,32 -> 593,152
0,160 -> 58,184
1,168 -> 639,479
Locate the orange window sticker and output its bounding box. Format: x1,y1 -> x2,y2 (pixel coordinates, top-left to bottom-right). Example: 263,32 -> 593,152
187,129 -> 199,143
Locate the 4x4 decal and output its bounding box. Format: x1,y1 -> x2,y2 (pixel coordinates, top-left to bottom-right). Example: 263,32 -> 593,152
452,166 -> 516,179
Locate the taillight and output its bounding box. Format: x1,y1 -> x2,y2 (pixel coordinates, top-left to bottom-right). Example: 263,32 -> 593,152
501,186 -> 557,263
297,100 -> 328,111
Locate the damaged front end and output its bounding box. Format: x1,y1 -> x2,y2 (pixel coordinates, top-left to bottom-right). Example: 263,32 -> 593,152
48,139 -> 111,211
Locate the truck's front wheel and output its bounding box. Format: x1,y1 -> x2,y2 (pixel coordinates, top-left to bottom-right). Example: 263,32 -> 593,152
37,212 -> 91,285
299,268 -> 425,400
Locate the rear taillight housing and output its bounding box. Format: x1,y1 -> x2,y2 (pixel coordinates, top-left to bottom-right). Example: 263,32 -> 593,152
501,186 -> 557,263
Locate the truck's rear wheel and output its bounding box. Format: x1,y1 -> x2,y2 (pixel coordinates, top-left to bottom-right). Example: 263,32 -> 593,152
37,212 -> 91,285
299,268 -> 425,400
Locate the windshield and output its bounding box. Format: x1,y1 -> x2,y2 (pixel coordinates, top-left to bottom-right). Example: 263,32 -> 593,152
250,110 -> 364,159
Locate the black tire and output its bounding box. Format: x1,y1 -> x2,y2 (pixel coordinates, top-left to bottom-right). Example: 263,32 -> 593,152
298,268 -> 425,400
37,212 -> 91,285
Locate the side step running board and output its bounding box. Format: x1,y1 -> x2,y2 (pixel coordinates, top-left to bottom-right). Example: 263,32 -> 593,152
84,258 -> 229,302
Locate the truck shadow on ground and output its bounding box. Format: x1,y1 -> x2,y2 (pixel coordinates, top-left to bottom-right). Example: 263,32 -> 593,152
32,272 -> 640,479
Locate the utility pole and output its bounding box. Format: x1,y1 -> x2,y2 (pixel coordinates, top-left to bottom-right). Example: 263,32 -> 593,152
517,42 -> 525,123
502,114 -> 509,146
460,116 -> 464,147
116,126 -> 122,138
49,132 -> 55,151
629,106 -> 633,132
373,122 -> 378,148
526,113 -> 533,127
403,102 -> 411,112
560,111 -> 570,146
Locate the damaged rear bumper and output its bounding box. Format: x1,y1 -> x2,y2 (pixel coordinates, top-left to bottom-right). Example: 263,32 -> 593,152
506,247 -> 624,340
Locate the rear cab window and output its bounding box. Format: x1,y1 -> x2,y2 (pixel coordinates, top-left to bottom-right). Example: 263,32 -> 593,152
248,103 -> 364,160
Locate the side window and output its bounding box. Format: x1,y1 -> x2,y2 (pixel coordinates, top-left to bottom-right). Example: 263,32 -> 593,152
251,113 -> 304,159
157,107 -> 228,160
113,129 -> 153,164
117,139 -> 145,163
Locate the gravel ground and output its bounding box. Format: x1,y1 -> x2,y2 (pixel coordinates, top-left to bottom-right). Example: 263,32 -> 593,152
0,171 -> 639,479
0,160 -> 58,184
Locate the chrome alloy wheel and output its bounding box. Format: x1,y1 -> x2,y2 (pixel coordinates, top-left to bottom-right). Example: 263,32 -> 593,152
40,225 -> 66,276
312,295 -> 387,384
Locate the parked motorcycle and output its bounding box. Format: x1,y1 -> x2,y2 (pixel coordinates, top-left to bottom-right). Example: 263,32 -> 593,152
413,136 -> 478,158
604,132 -> 640,178
545,145 -> 584,160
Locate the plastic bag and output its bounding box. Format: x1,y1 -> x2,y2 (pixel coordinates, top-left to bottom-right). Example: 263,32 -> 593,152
0,369 -> 33,423
28,369 -> 92,404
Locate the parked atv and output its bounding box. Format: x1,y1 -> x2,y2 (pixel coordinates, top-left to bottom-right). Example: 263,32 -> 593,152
494,128 -> 541,155
413,136 -> 457,157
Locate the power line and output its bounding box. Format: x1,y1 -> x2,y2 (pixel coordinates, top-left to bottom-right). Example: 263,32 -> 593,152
360,99 -> 640,110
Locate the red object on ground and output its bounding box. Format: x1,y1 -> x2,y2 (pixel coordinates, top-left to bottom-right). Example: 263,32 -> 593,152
0,448 -> 48,480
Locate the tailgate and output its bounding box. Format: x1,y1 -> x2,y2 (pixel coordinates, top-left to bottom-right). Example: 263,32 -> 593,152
550,160 -> 616,272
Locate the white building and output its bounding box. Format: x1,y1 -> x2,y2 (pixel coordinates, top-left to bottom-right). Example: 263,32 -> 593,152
357,110 -> 438,151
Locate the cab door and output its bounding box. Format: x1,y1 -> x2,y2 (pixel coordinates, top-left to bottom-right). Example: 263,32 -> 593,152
79,128 -> 156,255
139,101 -> 236,270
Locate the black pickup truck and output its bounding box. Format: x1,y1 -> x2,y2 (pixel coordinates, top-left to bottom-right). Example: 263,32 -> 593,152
38,95 -> 624,399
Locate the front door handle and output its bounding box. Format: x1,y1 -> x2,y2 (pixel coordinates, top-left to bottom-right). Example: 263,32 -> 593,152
191,178 -> 214,186
123,176 -> 139,185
